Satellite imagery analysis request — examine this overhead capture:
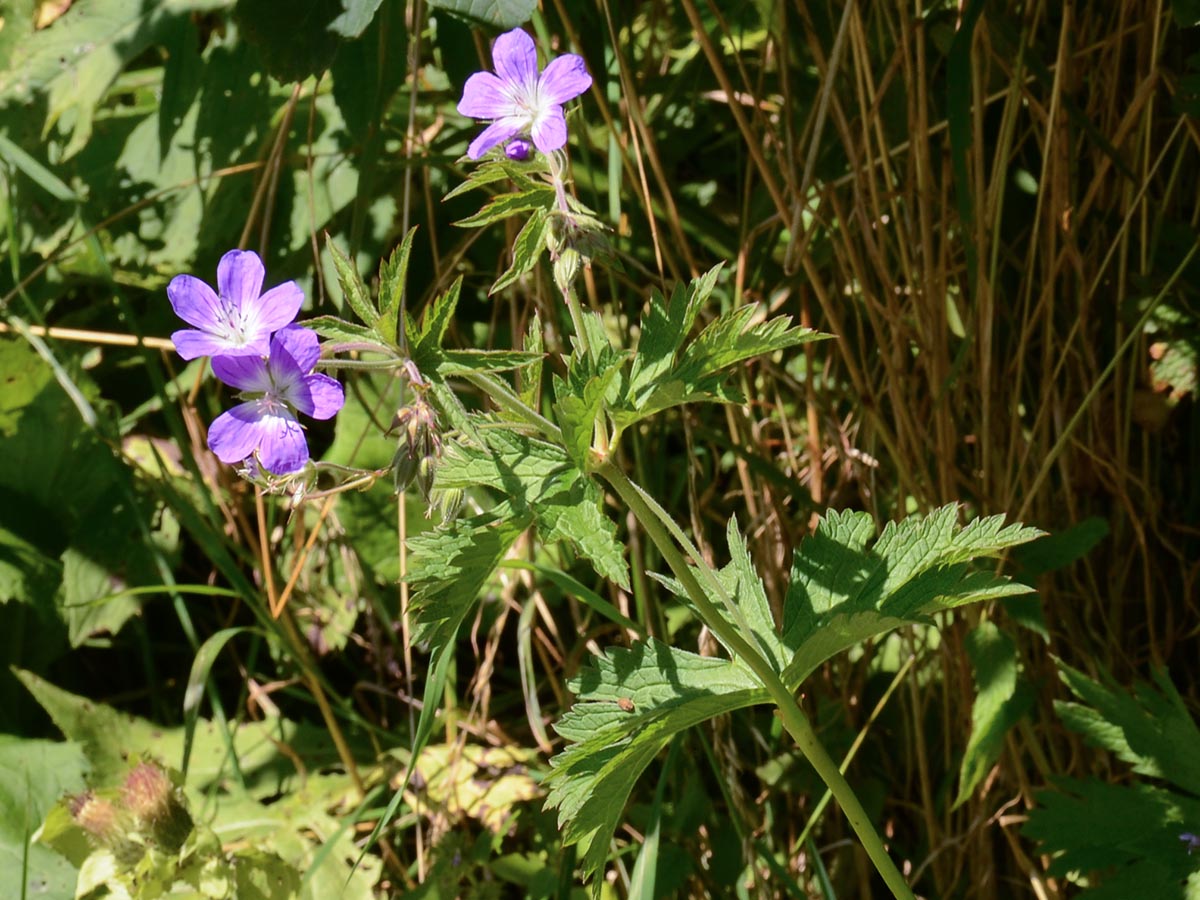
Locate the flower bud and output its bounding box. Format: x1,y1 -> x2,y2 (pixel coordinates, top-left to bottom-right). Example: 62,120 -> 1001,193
68,791 -> 143,866
121,761 -> 193,853
553,247 -> 582,294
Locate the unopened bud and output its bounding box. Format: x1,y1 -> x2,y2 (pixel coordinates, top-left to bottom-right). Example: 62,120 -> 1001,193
121,761 -> 193,852
431,487 -> 464,523
553,248 -> 581,294
68,791 -> 143,866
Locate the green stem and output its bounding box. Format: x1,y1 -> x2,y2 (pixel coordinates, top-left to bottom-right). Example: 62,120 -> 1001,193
596,458 -> 915,900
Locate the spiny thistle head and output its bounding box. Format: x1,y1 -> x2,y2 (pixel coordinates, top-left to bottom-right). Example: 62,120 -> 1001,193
120,760 -> 193,852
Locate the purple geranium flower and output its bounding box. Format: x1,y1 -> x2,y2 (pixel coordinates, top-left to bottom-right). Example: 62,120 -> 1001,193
457,28 -> 591,160
207,325 -> 344,475
169,249 -> 304,360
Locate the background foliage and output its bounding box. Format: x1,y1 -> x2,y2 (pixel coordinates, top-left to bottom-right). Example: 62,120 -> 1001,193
1,0 -> 1198,897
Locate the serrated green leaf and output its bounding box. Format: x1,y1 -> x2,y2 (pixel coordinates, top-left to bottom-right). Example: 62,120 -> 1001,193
443,157 -> 549,201
780,506 -> 1042,685
410,278 -> 463,371
1024,777 -> 1200,896
536,483 -> 629,590
956,622 -> 1033,806
653,518 -> 788,672
627,266 -> 720,398
546,640 -> 766,878
553,358 -> 621,470
1055,663 -> 1200,795
299,315 -> 382,346
426,0 -> 538,29
617,271 -> 826,427
377,228 -> 417,349
408,513 -> 531,648
326,236 -> 379,328
454,187 -> 556,229
491,208 -> 550,294
437,349 -> 545,376
516,314 -> 544,409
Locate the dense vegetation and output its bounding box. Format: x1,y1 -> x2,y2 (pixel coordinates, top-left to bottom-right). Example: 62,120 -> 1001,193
1,1 -> 1198,897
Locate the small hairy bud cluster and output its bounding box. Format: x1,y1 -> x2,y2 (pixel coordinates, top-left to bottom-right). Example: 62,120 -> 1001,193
67,790 -> 143,865
121,760 -> 194,852
389,362 -> 460,520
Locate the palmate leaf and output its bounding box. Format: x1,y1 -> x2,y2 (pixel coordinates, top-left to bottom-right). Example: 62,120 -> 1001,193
407,512 -> 531,649
549,505 -> 1041,879
781,506 -> 1042,685
545,641 -> 766,878
1023,662 -> 1200,898
616,266 -> 826,428
434,431 -> 629,589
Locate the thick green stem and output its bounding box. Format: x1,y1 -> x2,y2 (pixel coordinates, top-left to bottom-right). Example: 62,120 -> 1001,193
596,458 -> 915,900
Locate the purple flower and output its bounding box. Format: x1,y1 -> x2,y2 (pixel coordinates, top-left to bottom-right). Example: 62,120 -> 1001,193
207,326 -> 344,475
457,28 -> 591,160
169,250 -> 304,360
505,138 -> 533,161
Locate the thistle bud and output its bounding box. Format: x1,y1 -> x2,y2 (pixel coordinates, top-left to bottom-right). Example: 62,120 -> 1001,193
121,761 -> 193,853
68,791 -> 143,866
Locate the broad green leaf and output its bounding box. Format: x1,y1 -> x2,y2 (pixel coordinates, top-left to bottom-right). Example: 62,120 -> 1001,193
329,0 -> 387,37
407,512 -> 531,648
780,506 -> 1042,685
325,236 -> 380,328
426,0 -> 539,29
1055,663 -> 1200,796
955,622 -> 1033,806
0,0 -> 231,158
0,736 -> 87,900
14,669 -> 347,797
235,0 -> 342,82
516,314 -> 544,409
491,208 -> 550,294
454,187 -> 556,229
1024,778 -> 1200,896
546,640 -> 766,878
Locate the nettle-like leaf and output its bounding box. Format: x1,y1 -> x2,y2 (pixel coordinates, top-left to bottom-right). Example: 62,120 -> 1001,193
426,0 -> 538,29
434,431 -> 629,590
545,640 -> 767,878
550,505 -> 1040,879
780,505 -> 1042,685
408,512 -> 531,648
617,265 -> 826,428
1024,663 -> 1200,898
553,341 -> 627,470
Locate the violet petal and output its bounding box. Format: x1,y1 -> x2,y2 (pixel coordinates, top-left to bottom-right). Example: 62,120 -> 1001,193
253,281 -> 305,334
211,354 -> 272,393
271,324 -> 321,373
172,328 -> 264,361
538,54 -> 591,105
167,275 -> 223,331
207,402 -> 268,464
468,116 -> 525,160
458,71 -> 516,119
295,372 -> 345,420
531,105 -> 568,155
492,29 -> 538,86
257,413 -> 309,474
216,250 -> 266,309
